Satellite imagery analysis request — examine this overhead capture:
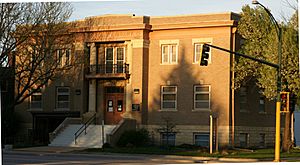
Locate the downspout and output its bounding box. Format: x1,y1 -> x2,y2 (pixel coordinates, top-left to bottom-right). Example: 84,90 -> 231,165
231,26 -> 237,148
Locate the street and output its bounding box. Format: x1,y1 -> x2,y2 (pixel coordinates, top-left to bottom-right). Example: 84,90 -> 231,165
2,150 -> 282,165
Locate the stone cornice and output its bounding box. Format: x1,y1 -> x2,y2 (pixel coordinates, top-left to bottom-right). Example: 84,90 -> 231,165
151,20 -> 237,30
71,24 -> 152,33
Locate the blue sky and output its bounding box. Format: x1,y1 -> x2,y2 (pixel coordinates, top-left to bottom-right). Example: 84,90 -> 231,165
70,0 -> 297,22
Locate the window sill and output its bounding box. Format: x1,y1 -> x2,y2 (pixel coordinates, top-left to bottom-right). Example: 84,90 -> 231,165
158,109 -> 178,112
160,63 -> 178,65
192,109 -> 211,112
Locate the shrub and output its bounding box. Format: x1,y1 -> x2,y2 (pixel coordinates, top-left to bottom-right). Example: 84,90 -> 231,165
117,128 -> 150,147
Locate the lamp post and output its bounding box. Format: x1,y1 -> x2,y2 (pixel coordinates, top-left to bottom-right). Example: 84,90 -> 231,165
252,0 -> 282,162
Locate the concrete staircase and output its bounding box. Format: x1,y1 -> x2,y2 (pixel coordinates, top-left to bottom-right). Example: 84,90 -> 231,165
49,124 -> 116,148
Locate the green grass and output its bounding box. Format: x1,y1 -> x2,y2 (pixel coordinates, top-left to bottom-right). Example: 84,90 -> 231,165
82,146 -> 300,160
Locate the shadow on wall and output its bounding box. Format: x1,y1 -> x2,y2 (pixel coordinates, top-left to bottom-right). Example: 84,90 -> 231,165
147,45 -> 224,126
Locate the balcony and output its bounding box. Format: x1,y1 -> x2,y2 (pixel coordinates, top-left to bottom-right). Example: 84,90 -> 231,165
85,63 -> 130,80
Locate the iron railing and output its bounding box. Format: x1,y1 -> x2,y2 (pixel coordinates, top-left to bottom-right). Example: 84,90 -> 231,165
89,63 -> 129,74
74,113 -> 96,145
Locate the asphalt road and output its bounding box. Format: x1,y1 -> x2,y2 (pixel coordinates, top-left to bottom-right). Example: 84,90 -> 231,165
3,151 -> 160,165
3,150 -> 286,165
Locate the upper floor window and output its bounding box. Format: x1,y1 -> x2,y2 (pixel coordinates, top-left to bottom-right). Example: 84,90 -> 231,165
105,47 -> 125,73
56,87 -> 70,110
193,43 -> 211,64
30,90 -> 42,110
259,91 -> 266,113
57,49 -> 71,67
240,87 -> 248,112
194,85 -> 211,110
161,44 -> 177,64
161,86 -> 177,110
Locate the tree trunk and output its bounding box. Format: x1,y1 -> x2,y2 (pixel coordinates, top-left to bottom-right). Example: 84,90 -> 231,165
282,111 -> 292,152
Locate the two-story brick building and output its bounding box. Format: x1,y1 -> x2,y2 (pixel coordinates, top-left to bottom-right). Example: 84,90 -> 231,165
15,12 -> 276,148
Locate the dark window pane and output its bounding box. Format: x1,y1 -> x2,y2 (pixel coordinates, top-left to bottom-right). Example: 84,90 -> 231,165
106,48 -> 113,60
195,94 -> 209,100
163,86 -> 176,92
162,102 -> 175,109
195,102 -> 209,109
163,94 -> 176,101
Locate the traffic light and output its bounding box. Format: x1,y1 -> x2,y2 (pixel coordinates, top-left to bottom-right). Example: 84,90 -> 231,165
280,92 -> 290,112
200,44 -> 210,66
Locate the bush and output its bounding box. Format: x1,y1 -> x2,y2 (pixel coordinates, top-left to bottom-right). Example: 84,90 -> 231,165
117,128 -> 150,147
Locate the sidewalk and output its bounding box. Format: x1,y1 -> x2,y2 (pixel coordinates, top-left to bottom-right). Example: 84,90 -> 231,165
10,146 -> 87,154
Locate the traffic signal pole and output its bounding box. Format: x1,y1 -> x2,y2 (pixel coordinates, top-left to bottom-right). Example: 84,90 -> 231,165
203,44 -> 279,69
203,43 -> 282,161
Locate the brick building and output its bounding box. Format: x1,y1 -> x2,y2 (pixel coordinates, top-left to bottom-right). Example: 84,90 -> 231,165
15,12 -> 276,148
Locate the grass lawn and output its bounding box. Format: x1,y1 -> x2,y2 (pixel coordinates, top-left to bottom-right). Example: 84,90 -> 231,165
83,146 -> 300,160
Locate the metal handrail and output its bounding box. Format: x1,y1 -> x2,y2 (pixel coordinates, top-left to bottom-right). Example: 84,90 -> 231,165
74,113 -> 96,145
89,63 -> 129,74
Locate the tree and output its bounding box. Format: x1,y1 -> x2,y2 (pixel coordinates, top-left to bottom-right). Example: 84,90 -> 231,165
236,5 -> 299,152
0,2 -> 78,143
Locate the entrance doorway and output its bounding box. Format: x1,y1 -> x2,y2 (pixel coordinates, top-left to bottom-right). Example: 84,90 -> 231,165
104,86 -> 125,124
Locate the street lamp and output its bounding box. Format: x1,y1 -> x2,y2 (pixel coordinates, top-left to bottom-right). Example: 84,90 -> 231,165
252,0 -> 282,162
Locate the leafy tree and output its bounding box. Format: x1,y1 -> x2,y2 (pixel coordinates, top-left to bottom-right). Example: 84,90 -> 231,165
0,2 -> 78,143
236,5 -> 299,152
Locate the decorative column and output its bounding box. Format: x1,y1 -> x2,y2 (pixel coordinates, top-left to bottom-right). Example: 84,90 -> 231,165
88,43 -> 96,113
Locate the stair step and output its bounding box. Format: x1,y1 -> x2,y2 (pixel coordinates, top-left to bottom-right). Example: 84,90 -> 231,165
49,124 -> 116,148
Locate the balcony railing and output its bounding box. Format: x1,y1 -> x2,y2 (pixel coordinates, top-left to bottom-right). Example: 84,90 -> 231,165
86,63 -> 130,79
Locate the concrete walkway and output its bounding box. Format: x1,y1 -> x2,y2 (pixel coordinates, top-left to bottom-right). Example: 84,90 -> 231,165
11,146 -> 88,153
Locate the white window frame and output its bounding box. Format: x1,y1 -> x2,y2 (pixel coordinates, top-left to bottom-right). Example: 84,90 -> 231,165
193,85 -> 211,111
161,44 -> 178,64
30,91 -> 42,110
161,86 -> 177,111
194,132 -> 210,147
193,43 -> 212,64
56,87 -> 70,110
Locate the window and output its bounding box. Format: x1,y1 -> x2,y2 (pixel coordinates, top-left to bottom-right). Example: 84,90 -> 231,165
30,90 -> 42,109
161,44 -> 177,64
240,87 -> 248,112
193,43 -> 211,64
65,49 -> 71,66
57,49 -> 71,67
56,87 -> 70,109
161,133 -> 176,146
259,133 -> 265,148
259,95 -> 266,113
194,85 -> 210,110
57,49 -> 63,66
239,133 -> 249,148
161,86 -> 177,110
194,133 -> 209,147
105,47 -> 125,73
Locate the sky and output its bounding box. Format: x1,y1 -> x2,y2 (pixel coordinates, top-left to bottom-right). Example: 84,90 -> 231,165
70,0 -> 298,22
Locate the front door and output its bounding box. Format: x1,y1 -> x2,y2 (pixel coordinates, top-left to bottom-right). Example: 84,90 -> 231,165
105,87 -> 125,124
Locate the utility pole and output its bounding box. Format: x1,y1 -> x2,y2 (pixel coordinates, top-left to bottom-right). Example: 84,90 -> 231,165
251,0 -> 282,161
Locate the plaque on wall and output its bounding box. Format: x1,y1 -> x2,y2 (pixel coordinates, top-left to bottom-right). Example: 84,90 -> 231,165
132,104 -> 140,111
